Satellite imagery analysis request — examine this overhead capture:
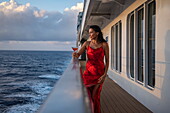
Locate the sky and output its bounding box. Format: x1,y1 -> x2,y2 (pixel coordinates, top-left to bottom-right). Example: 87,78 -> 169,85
0,0 -> 83,51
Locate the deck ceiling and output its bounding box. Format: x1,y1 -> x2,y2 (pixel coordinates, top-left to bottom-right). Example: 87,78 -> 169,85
82,0 -> 136,40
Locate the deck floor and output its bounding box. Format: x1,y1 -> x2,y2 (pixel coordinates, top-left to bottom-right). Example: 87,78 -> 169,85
79,61 -> 152,113
100,77 -> 152,113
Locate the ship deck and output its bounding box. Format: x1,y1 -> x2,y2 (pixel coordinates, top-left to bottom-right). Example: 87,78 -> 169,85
101,77 -> 152,113
80,61 -> 152,113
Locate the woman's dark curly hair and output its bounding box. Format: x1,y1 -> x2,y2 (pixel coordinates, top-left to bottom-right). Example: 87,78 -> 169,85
89,25 -> 106,43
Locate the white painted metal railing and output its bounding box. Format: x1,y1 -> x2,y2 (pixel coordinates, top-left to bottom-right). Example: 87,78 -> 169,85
38,58 -> 92,113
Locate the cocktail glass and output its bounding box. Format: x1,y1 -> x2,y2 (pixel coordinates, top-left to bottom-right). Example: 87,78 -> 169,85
72,47 -> 78,64
72,47 -> 78,52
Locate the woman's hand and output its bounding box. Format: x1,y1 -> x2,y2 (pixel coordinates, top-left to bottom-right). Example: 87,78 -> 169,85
97,73 -> 107,84
72,52 -> 79,58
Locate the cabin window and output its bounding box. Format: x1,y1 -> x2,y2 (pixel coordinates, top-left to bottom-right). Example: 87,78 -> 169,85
127,0 -> 156,88
147,1 -> 156,87
111,26 -> 114,70
129,13 -> 134,78
115,24 -> 118,71
119,22 -> 122,72
137,7 -> 144,83
111,21 -> 122,72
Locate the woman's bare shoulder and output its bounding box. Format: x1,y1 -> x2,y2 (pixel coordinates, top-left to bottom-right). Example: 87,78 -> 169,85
81,41 -> 90,49
83,41 -> 90,46
102,42 -> 108,48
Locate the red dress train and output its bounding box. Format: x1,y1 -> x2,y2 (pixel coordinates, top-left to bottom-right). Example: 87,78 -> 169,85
82,44 -> 105,113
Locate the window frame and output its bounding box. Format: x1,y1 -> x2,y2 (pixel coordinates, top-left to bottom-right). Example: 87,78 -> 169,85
127,0 -> 156,89
127,12 -> 135,80
111,21 -> 122,73
136,5 -> 145,85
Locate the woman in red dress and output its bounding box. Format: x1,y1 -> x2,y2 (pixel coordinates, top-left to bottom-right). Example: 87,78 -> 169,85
73,25 -> 109,113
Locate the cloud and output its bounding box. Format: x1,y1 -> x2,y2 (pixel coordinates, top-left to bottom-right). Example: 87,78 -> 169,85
64,3 -> 83,12
0,0 -> 83,42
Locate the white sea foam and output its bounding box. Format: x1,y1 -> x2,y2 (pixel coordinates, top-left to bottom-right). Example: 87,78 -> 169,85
29,81 -> 53,95
4,94 -> 36,98
38,74 -> 61,80
5,104 -> 40,113
6,80 -> 54,97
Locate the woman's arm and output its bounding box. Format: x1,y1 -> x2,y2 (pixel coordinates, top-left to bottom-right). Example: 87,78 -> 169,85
103,42 -> 109,76
97,42 -> 109,83
72,41 -> 88,58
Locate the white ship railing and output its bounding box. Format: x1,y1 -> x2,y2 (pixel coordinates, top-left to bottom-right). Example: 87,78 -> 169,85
37,58 -> 92,113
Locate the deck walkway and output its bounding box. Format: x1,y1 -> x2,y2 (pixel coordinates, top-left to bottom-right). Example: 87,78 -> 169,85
100,77 -> 152,113
79,61 -> 152,113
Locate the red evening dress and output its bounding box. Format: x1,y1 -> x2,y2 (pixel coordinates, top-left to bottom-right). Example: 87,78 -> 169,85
82,42 -> 105,113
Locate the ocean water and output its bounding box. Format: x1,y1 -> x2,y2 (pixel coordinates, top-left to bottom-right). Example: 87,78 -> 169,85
0,50 -> 72,113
